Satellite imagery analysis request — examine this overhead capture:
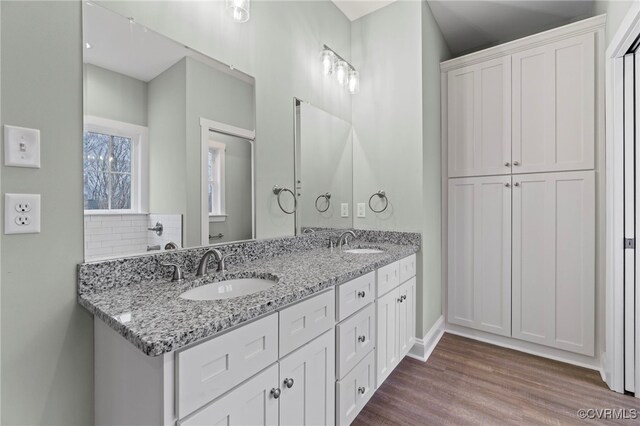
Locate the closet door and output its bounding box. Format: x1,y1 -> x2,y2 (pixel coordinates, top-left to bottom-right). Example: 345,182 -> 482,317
447,176 -> 512,336
512,33 -> 595,174
448,57 -> 512,177
512,171 -> 595,355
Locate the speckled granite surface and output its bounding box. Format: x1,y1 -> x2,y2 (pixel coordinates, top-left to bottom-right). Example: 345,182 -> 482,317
78,230 -> 420,356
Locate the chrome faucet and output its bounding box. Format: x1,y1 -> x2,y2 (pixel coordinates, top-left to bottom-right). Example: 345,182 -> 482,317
196,249 -> 235,276
337,230 -> 356,250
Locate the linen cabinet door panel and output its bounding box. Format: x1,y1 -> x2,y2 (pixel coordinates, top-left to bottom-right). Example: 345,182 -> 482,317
279,329 -> 335,426
512,33 -> 595,174
448,57 -> 511,177
447,176 -> 512,336
178,364 -> 279,426
512,171 -> 595,355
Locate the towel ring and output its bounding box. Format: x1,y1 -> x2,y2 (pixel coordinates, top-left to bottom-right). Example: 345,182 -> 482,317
273,185 -> 297,214
315,192 -> 331,213
368,190 -> 389,213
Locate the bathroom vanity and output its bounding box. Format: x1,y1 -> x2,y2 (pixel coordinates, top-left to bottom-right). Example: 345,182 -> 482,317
79,230 -> 419,425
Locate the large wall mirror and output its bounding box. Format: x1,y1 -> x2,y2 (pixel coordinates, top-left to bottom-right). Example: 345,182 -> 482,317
294,99 -> 353,234
82,3 -> 256,261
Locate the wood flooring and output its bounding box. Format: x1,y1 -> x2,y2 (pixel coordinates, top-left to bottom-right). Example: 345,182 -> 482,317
353,333 -> 640,425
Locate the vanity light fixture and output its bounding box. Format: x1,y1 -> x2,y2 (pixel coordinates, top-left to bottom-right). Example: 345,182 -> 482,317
226,0 -> 250,23
322,45 -> 359,95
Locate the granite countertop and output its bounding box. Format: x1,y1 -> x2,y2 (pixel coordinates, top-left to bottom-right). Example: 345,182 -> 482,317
79,242 -> 419,356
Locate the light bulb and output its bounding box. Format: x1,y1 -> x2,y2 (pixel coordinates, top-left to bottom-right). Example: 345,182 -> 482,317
348,69 -> 360,94
226,0 -> 250,23
321,49 -> 334,75
335,60 -> 348,86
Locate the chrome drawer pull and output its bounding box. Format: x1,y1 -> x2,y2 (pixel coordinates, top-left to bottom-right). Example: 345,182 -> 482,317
271,388 -> 281,399
284,378 -> 294,388
358,386 -> 366,395
358,335 -> 366,343
357,290 -> 366,298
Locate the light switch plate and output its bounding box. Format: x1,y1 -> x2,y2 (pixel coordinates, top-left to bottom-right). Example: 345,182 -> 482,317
340,203 -> 349,218
4,125 -> 41,168
357,203 -> 366,218
5,193 -> 41,234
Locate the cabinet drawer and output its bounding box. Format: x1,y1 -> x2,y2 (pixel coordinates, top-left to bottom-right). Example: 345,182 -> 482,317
176,313 -> 278,419
377,261 -> 400,297
399,254 -> 416,283
336,303 -> 375,380
280,289 -> 335,357
336,272 -> 375,321
178,363 -> 279,426
336,350 -> 375,426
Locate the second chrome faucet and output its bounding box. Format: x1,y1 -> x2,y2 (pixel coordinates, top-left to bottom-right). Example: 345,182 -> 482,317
196,249 -> 234,276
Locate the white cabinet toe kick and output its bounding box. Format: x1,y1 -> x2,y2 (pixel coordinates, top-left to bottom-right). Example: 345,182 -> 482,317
94,253 -> 417,426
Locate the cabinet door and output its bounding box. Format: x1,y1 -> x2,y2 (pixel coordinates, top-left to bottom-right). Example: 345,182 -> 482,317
448,176 -> 512,336
397,277 -> 416,358
178,364 -> 279,426
448,57 -> 511,177
279,329 -> 335,426
512,171 -> 595,355
336,350 -> 375,426
512,33 -> 595,173
375,288 -> 398,388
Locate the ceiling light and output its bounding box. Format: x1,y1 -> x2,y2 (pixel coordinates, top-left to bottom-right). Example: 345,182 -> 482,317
226,0 -> 250,23
335,60 -> 348,86
348,70 -> 360,94
321,48 -> 335,75
321,45 -> 359,95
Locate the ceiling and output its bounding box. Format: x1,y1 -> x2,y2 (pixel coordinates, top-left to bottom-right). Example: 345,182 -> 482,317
427,0 -> 596,56
331,0 -> 399,21
332,0 -> 596,57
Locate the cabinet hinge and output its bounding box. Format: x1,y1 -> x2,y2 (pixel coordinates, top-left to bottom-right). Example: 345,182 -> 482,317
625,238 -> 635,249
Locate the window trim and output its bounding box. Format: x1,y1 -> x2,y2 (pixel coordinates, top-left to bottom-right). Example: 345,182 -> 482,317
83,115 -> 149,215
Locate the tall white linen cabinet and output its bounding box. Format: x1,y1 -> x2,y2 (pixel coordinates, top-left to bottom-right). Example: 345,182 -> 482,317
442,16 -> 605,359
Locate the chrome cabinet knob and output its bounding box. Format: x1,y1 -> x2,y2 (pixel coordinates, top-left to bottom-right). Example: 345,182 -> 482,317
505,162 -> 510,167
401,295 -> 407,301
284,378 -> 294,388
505,183 -> 510,188
358,386 -> 366,395
513,161 -> 520,166
514,182 -> 520,187
397,297 -> 402,303
358,335 -> 366,343
271,388 -> 281,399
357,290 -> 366,298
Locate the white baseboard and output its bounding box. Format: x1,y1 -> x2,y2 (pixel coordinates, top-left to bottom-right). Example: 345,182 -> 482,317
446,323 -> 602,372
407,316 -> 445,362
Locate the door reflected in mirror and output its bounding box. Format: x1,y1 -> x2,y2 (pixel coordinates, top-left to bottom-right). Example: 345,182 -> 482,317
294,100 -> 353,234
82,3 -> 255,261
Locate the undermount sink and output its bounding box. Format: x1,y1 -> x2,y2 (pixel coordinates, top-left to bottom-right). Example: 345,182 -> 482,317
180,278 -> 276,301
343,248 -> 384,254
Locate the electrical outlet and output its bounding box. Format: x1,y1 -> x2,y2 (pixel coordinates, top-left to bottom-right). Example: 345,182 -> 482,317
357,203 -> 366,218
341,203 -> 349,218
5,193 -> 40,234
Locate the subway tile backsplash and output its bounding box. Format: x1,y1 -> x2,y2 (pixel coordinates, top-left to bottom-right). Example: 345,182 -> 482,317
84,213 -> 182,260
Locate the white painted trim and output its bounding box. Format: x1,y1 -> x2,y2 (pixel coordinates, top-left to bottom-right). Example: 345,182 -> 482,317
441,15 -> 605,72
446,323 -> 602,372
604,1 -> 640,395
199,117 -> 255,141
407,316 -> 444,362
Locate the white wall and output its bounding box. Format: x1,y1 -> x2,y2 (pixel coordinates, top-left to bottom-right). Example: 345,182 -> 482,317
594,0 -> 636,45
351,0 -> 450,337
1,2 -> 93,424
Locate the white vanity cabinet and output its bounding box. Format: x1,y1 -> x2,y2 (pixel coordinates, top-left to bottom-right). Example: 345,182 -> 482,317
94,253 -> 418,426
375,254 -> 417,388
